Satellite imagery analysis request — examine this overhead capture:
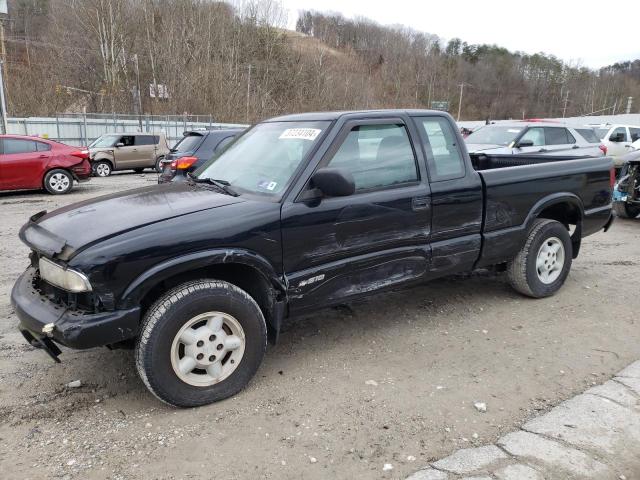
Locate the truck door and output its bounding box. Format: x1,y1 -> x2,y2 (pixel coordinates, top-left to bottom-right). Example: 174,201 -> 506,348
281,117 -> 432,314
412,115 -> 483,276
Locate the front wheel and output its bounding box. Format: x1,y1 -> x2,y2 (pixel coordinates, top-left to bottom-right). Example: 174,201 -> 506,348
506,219 -> 572,298
613,202 -> 640,219
44,169 -> 73,194
93,160 -> 112,177
135,280 -> 267,407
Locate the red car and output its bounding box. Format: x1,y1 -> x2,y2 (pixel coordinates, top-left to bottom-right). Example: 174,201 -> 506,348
0,135 -> 91,195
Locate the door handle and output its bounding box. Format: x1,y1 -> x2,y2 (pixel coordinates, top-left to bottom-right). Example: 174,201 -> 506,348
572,145 -> 580,149
538,148 -> 548,152
412,196 -> 430,211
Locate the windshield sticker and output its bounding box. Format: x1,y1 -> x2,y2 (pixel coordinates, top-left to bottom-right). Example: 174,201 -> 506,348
279,128 -> 321,141
258,180 -> 278,191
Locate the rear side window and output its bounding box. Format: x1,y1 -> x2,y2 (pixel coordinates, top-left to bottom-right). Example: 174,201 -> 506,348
2,138 -> 38,154
134,135 -> 157,146
545,127 -> 574,145
36,141 -> 51,151
414,117 -> 465,181
174,133 -> 204,153
630,128 -> 640,142
327,123 -> 418,190
575,128 -> 600,143
610,127 -> 628,142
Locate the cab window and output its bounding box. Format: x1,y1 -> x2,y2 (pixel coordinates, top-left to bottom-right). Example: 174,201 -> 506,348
414,117 -> 465,181
327,123 -> 418,190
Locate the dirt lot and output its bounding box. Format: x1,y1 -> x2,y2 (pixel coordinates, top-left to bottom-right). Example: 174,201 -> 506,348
0,173 -> 638,480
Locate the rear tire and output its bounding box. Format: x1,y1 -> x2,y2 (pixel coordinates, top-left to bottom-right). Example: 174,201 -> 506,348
613,202 -> 640,219
507,219 -> 572,298
135,280 -> 267,407
43,169 -> 73,195
93,160 -> 112,177
155,156 -> 165,173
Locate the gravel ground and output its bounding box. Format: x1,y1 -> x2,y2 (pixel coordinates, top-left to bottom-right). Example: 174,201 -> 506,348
0,173 -> 638,480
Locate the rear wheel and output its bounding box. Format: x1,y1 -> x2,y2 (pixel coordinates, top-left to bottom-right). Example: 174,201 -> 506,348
93,160 -> 112,177
43,169 -> 73,194
507,219 -> 572,298
155,156 -> 165,173
135,280 -> 267,407
613,202 -> 640,219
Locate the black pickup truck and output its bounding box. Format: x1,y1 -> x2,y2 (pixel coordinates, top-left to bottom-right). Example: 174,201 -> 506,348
12,110 -> 614,407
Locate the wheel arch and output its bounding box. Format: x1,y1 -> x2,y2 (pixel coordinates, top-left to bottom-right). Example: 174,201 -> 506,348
122,249 -> 287,344
527,193 -> 584,258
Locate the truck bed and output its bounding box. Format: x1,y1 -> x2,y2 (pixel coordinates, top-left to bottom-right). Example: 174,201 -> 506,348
474,155 -> 613,268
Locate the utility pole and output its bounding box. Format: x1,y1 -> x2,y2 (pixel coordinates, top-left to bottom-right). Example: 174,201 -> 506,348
626,96 -> 633,114
457,83 -> 464,121
133,54 -> 143,131
562,89 -> 570,118
0,59 -> 8,134
246,64 -> 252,123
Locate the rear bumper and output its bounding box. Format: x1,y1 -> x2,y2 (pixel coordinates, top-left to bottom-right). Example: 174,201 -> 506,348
11,267 -> 140,352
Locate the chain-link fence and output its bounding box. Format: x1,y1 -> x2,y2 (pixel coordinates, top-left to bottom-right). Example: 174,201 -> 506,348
6,113 -> 248,146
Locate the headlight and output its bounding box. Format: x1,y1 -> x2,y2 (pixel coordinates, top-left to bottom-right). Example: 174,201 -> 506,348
38,257 -> 92,292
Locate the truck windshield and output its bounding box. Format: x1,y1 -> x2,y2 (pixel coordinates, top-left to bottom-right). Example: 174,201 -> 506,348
195,121 -> 330,197
89,134 -> 120,148
465,125 -> 523,145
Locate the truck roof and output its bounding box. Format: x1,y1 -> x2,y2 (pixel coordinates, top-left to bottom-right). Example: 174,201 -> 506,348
266,109 -> 451,122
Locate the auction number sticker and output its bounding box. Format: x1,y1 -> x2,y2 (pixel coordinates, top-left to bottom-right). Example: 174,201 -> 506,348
279,128 -> 321,141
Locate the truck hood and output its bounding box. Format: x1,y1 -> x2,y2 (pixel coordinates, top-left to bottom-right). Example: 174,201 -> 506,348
20,183 -> 245,260
465,143 -> 505,153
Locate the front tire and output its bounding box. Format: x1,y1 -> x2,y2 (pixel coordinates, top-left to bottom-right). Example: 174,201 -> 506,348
613,202 -> 640,219
507,219 -> 572,298
43,169 -> 73,194
135,280 -> 267,407
93,160 -> 112,177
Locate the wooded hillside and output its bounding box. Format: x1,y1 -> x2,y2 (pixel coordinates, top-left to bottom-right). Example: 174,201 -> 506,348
4,0 -> 640,121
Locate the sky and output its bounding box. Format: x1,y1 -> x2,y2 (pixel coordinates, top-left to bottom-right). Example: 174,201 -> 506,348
280,0 -> 639,69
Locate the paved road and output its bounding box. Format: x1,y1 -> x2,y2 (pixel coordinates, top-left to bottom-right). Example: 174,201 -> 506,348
408,361 -> 640,479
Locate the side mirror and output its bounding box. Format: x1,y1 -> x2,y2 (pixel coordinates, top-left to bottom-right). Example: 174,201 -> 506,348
115,142 -> 125,148
609,133 -> 625,143
516,139 -> 534,148
310,168 -> 355,197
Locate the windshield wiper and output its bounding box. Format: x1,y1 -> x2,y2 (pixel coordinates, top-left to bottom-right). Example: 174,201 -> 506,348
187,173 -> 239,196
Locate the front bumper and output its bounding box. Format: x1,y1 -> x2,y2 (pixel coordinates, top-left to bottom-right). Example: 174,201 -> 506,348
11,267 -> 140,354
